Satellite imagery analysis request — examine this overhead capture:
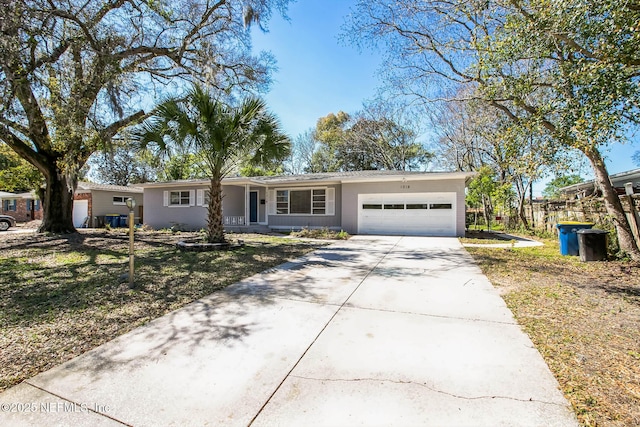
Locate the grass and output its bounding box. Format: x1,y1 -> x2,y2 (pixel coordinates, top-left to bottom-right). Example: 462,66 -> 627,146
0,230 -> 326,393
465,239 -> 640,427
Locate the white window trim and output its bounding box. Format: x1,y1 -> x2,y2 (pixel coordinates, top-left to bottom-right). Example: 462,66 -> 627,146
112,195 -> 128,206
270,187 -> 334,216
163,190 -> 194,207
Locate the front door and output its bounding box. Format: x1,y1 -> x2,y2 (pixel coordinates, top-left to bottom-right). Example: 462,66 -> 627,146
249,191 -> 258,223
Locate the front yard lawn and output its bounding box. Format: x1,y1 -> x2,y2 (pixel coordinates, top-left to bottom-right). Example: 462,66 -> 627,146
466,239 -> 640,427
0,230 -> 326,393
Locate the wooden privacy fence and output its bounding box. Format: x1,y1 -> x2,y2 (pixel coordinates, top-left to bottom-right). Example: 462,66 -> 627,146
523,195 -> 640,241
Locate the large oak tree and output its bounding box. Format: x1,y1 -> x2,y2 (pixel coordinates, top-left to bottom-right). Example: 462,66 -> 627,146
0,0 -> 290,233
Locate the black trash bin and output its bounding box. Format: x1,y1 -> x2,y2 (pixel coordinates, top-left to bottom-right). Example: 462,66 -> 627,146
577,229 -> 608,262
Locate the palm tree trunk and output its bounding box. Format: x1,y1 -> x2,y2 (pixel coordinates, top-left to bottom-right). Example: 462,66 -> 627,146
207,176 -> 225,243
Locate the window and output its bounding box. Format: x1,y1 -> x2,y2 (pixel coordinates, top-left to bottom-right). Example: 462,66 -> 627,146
27,200 -> 41,211
362,204 -> 382,210
290,190 -> 312,214
170,191 -> 191,206
430,203 -> 452,209
204,190 -> 210,206
312,189 -> 326,214
3,199 -> 16,211
406,204 -> 428,210
384,204 -> 404,210
273,188 -> 331,215
113,196 -> 127,205
276,190 -> 289,214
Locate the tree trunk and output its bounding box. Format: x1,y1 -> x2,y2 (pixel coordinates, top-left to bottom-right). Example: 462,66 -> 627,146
38,169 -> 77,234
482,194 -> 492,231
207,175 -> 225,243
586,148 -> 640,261
517,190 -> 529,229
529,184 -> 535,229
514,178 -> 529,229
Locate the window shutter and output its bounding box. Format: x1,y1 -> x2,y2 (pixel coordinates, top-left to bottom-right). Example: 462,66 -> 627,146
326,188 -> 335,215
197,189 -> 204,206
189,190 -> 196,206
163,191 -> 169,207
267,190 -> 276,215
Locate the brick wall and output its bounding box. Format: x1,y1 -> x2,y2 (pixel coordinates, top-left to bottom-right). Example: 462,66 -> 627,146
1,198 -> 43,222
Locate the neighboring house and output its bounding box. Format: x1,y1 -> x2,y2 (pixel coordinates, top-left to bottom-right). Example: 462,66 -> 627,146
74,182 -> 144,228
560,168 -> 640,198
0,191 -> 42,222
140,171 -> 475,237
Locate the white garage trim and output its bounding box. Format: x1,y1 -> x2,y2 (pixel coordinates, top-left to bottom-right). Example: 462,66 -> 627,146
357,192 -> 456,236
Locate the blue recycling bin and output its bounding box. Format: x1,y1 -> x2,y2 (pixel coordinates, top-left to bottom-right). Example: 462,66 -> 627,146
105,214 -> 120,228
557,222 -> 594,256
119,214 -> 128,227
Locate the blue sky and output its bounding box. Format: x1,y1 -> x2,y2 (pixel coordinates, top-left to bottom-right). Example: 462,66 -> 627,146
252,0 -> 639,188
251,0 -> 381,137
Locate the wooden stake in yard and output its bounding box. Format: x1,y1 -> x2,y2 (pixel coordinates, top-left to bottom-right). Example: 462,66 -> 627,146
126,198 -> 136,288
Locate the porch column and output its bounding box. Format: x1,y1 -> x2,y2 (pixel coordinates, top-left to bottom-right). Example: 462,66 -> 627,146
245,184 -> 250,225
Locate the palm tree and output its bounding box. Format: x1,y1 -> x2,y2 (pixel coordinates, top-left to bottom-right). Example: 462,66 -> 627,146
136,84 -> 290,242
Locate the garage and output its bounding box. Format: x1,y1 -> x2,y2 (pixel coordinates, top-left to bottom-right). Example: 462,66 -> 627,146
72,199 -> 89,228
357,192 -> 456,236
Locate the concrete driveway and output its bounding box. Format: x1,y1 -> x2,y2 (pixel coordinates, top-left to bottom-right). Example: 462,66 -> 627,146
1,226 -> 37,235
0,236 -> 578,427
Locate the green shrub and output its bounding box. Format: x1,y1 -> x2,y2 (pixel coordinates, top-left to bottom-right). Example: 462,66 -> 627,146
291,227 -> 350,240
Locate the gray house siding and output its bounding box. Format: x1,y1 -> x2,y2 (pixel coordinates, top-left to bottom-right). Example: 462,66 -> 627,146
341,179 -> 467,236
141,174 -> 469,234
222,185 -> 245,217
91,190 -> 144,218
143,184 -> 265,230
267,184 -> 342,230
143,185 -> 209,230
253,187 -> 267,223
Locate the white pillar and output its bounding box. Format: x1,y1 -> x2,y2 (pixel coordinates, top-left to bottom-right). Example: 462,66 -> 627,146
245,184 -> 250,225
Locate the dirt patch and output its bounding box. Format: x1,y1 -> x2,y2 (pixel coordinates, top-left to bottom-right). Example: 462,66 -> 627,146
0,230 -> 326,393
466,241 -> 640,427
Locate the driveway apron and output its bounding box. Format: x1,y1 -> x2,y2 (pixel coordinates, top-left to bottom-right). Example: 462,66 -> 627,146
0,236 -> 578,427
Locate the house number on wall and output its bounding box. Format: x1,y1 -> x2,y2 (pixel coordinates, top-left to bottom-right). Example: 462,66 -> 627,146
400,184 -> 410,189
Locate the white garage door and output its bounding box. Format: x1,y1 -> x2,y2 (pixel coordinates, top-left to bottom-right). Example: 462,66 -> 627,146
358,193 -> 456,236
73,200 -> 88,228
